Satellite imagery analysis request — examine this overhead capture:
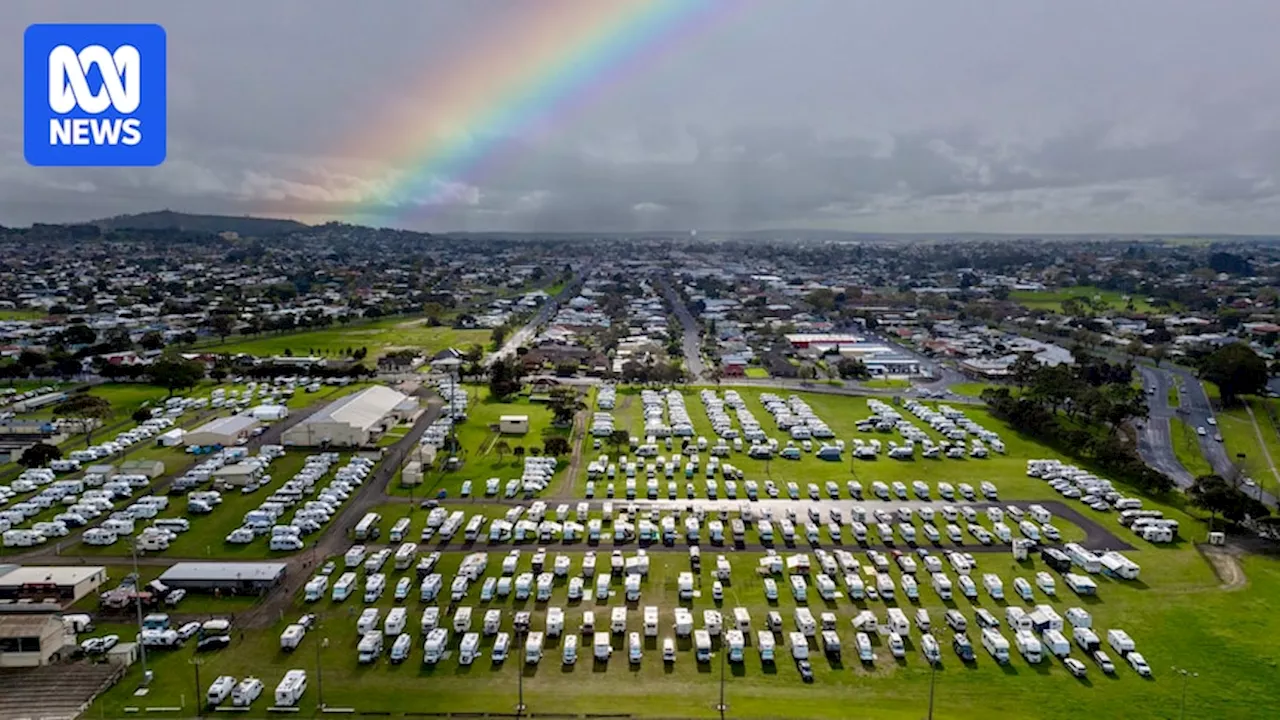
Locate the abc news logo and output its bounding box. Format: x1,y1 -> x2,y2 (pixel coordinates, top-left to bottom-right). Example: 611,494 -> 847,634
48,44 -> 143,146
24,24 -> 166,167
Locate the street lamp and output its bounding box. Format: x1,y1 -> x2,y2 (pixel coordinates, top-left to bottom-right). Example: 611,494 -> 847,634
925,659 -> 938,720
716,642 -> 728,719
189,658 -> 203,718
131,534 -> 150,686
1173,666 -> 1198,720
316,635 -> 329,709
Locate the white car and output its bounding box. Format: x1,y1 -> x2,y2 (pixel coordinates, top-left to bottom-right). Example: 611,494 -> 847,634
1196,426 -> 1206,436
1127,651 -> 1152,677
225,528 -> 255,544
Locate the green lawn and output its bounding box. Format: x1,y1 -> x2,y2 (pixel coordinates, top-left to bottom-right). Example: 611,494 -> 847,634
1167,386 -> 1179,408
1214,399 -> 1280,496
1009,287 -> 1168,314
744,367 -> 770,379
948,382 -> 998,398
87,539 -> 1280,720
0,308 -> 47,321
200,317 -> 488,359
863,378 -> 911,390
388,385 -> 572,499
1169,417 -> 1213,478
72,385 -> 1280,719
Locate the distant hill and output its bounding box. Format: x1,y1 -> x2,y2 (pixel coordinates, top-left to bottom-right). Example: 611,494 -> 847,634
92,210 -> 309,236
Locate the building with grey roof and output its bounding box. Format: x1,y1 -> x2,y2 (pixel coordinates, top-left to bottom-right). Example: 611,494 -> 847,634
282,385 -> 416,447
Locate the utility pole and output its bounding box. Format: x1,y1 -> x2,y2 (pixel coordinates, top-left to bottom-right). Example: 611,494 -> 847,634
132,534 -> 149,684
316,635 -> 328,709
190,659 -> 202,718
716,644 -> 727,719
926,659 -> 938,720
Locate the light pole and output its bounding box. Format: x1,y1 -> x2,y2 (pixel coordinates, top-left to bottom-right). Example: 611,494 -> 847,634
189,658 -> 203,718
131,534 -> 149,685
716,642 -> 727,719
925,658 -> 938,720
1173,666 -> 1198,720
316,635 -> 329,709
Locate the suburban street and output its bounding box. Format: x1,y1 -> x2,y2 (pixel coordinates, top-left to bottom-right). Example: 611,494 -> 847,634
487,274 -> 583,365
658,276 -> 706,381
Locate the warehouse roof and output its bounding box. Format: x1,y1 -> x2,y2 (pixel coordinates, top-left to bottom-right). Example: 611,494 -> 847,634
189,414 -> 259,437
303,386 -> 411,433
158,562 -> 287,583
0,566 -> 106,587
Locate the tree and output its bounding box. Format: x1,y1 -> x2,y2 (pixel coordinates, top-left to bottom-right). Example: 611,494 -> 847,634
1189,474 -> 1271,527
513,445 -> 526,459
488,357 -> 523,400
493,440 -> 511,463
131,407 -> 153,424
139,331 -> 166,351
208,315 -> 236,343
609,429 -> 630,453
491,326 -> 508,348
837,357 -> 870,380
58,323 -> 97,346
148,357 -> 206,397
543,437 -> 571,456
19,442 -> 61,468
547,388 -> 584,426
53,393 -> 112,447
1200,343 -> 1269,405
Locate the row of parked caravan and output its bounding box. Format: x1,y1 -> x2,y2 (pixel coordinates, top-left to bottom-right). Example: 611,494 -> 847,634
859,399 -> 1002,459
226,454 -> 374,548
597,385 -> 616,410
903,400 -> 1006,450
206,669 -> 309,709
307,542 -> 1150,680
1027,459 -> 1178,542
759,393 -> 835,439
1,464 -> 172,547
635,389 -> 695,438
59,415 -> 182,470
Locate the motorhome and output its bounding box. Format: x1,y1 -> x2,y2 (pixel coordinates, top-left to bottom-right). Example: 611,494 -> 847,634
674,608 -> 693,637
611,606 -> 628,634
357,632 -> 384,664
459,632 -> 481,665
982,629 -> 1010,664
1014,630 -> 1043,664
594,631 -> 612,661
231,677 -> 264,708
357,608 -> 381,635
273,670 -> 307,707
644,606 -> 659,637
562,633 -> 578,665
422,628 -> 449,665
390,633 -> 413,664
280,624 -> 306,651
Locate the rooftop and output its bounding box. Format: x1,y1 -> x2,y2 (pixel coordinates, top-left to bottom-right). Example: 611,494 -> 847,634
157,562 -> 287,583
303,385 -> 411,432
189,414 -> 259,437
0,566 -> 107,587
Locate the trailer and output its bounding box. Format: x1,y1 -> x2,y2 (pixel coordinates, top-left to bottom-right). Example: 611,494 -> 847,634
273,670 -> 308,707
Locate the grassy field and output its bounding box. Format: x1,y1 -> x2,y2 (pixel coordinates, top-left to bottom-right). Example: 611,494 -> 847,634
744,368 -> 769,379
1167,386 -> 1179,409
948,383 -> 998,398
61,385 -> 1280,719
201,317 -> 488,359
389,385 -> 572,500
1008,287 -> 1167,314
0,308 -> 47,321
863,378 -> 911,390
1214,399 -> 1280,496
86,533 -> 1280,720
577,388 -> 1087,501
1169,417 -> 1213,478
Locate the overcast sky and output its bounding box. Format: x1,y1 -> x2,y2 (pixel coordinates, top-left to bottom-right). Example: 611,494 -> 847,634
5,0 -> 1280,234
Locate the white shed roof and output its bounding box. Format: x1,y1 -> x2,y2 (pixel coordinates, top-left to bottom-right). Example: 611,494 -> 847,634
189,414 -> 259,437
304,385 -> 411,433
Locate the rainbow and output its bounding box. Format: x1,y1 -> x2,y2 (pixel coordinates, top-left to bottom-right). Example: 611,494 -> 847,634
332,0 -> 730,225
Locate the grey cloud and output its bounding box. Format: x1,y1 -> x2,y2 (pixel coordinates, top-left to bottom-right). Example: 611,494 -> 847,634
3,0 -> 1280,232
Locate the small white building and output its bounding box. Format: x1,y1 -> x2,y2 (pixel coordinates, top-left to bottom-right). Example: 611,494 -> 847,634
499,415 -> 530,435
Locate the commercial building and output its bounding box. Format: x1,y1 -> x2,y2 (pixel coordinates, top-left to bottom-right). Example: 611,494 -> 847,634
117,459 -> 166,478
282,386 -> 417,448
157,562 -> 287,593
184,414 -> 261,448
0,565 -> 108,604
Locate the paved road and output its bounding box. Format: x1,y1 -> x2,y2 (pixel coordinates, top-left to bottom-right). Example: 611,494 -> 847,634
658,276 -> 705,381
487,275 -> 583,365
1137,365 -> 1194,487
